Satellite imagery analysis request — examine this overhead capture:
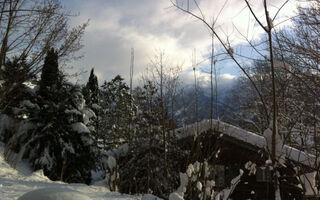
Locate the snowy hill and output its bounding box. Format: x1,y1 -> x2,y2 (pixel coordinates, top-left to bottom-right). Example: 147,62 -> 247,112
0,142 -> 155,200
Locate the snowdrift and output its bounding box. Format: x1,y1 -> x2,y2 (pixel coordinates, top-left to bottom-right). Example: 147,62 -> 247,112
0,141 -> 153,200
17,188 -> 92,200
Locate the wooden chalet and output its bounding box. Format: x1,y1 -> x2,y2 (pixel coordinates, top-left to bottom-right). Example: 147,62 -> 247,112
176,120 -> 319,200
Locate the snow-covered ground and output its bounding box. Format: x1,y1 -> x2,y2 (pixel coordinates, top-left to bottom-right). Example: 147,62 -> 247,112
0,142 -> 152,200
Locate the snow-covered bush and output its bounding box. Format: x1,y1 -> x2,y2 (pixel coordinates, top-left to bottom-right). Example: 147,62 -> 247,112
214,169 -> 243,200
106,155 -> 119,191
169,161 -> 216,200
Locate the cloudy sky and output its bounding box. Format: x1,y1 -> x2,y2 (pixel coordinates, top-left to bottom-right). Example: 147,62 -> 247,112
62,0 -> 302,86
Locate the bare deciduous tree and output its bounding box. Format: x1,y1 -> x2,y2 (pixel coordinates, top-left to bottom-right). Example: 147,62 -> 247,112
171,0 -> 295,198
0,0 -> 88,75
141,50 -> 183,192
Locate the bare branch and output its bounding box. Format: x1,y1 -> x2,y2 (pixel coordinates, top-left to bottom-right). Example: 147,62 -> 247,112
272,0 -> 289,21
244,0 -> 268,32
171,0 -> 270,123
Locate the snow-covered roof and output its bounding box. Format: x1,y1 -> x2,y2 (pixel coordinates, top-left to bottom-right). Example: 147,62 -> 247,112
176,119 -> 318,168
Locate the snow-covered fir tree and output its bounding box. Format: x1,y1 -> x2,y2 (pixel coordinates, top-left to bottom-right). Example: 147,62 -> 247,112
3,49 -> 98,184
82,68 -> 100,142
39,48 -> 60,96
118,81 -> 183,198
83,68 -> 99,107
0,56 -> 34,114
99,75 -> 136,149
0,57 -> 35,143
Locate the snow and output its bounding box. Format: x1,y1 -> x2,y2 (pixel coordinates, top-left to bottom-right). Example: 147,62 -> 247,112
177,119 -> 318,168
82,108 -> 96,125
275,185 -> 281,200
205,180 -> 215,196
168,192 -> 184,200
105,143 -> 129,158
20,100 -> 39,109
215,169 -> 243,200
61,140 -> 75,156
186,164 -> 193,177
170,161 -> 216,200
91,103 -> 101,110
65,109 -> 82,116
23,81 -> 37,90
107,156 -> 117,170
141,194 -> 163,200
36,146 -> 54,170
230,169 -> 243,185
299,171 -> 319,196
178,173 -> 188,194
71,122 -> 90,133
106,155 -> 118,186
215,189 -> 230,200
17,187 -> 92,200
4,121 -> 35,166
244,161 -> 256,175
263,128 -> 285,165
169,172 -> 188,200
263,128 -> 286,165
196,181 -> 202,191
193,161 -> 200,173
263,128 -> 283,158
23,81 -> 39,93
0,142 -> 151,200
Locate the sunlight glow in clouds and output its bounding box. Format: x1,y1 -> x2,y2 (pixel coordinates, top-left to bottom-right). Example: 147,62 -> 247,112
64,0 -> 301,86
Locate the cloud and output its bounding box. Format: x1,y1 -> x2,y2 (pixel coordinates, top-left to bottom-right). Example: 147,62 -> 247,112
63,0 -> 301,86
180,69 -> 236,89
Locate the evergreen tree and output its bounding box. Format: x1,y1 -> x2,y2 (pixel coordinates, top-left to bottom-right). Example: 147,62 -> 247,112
4,50 -> 98,184
40,48 -> 59,95
118,81 -> 181,198
0,57 -> 37,143
99,75 -> 136,149
0,57 -> 34,113
82,68 -> 100,142
32,83 -> 97,184
83,68 -> 99,106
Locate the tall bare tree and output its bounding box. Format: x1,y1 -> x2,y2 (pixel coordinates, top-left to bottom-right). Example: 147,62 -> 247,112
171,0 -> 295,199
274,1 -> 320,195
0,0 -> 88,75
141,50 -> 183,192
